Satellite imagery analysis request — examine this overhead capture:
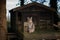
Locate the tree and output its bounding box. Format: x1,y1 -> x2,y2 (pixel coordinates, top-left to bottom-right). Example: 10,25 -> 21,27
16,0 -> 24,6
31,0 -> 46,4
50,0 -> 59,24
21,0 -> 24,6
50,0 -> 57,12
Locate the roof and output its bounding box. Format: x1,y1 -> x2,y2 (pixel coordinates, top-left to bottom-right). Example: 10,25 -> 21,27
10,2 -> 56,12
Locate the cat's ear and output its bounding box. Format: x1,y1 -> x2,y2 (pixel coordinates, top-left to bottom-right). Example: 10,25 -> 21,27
27,17 -> 29,20
31,17 -> 32,19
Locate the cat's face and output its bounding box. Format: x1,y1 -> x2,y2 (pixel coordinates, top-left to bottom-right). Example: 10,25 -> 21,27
27,17 -> 32,22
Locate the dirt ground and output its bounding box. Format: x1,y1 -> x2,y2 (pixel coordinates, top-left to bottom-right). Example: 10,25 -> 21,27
24,30 -> 60,40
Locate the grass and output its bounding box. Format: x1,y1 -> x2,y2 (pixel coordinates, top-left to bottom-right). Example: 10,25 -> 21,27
17,26 -> 60,40
23,28 -> 60,40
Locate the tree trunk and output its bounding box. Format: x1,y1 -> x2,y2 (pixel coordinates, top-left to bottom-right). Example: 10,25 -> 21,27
21,0 -> 24,6
50,0 -> 57,12
50,0 -> 59,24
0,0 -> 7,40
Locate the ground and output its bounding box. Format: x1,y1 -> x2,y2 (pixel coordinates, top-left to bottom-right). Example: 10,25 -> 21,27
23,29 -> 60,40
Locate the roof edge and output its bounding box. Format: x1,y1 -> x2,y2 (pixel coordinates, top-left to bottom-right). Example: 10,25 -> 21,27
10,2 -> 56,12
